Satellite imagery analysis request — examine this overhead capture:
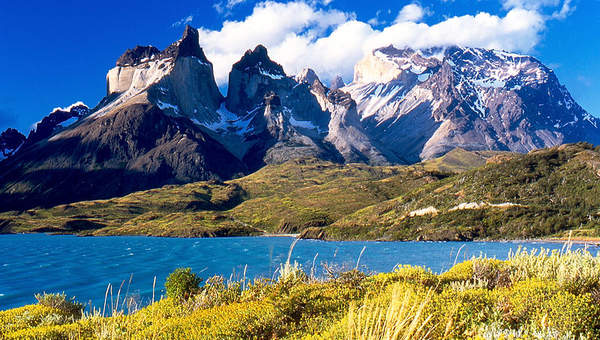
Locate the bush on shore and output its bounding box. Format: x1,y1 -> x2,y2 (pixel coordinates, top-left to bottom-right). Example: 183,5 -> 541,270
1,248 -> 599,339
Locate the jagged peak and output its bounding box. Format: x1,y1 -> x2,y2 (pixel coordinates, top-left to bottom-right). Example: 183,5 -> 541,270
330,75 -> 345,90
0,128 -> 26,148
115,25 -> 209,67
295,68 -> 320,85
51,101 -> 89,115
232,44 -> 286,78
116,46 -> 161,66
161,25 -> 209,62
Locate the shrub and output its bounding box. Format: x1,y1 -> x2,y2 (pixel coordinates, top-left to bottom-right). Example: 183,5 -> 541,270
34,292 -> 83,319
165,268 -> 202,301
439,260 -> 474,284
191,275 -> 242,309
321,282 -> 440,340
508,247 -> 600,293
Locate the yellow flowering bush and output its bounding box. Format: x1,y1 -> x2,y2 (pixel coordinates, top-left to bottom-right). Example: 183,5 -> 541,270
3,249 -> 600,339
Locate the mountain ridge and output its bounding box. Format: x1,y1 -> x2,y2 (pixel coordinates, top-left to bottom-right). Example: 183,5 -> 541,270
0,25 -> 598,212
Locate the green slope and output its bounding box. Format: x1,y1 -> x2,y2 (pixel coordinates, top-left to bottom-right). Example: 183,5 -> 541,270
318,143 -> 600,241
3,144 -> 596,240
0,158 -> 449,237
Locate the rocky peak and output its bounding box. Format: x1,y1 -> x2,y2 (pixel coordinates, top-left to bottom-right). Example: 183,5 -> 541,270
26,103 -> 89,146
295,68 -> 320,86
327,90 -> 355,110
330,75 -> 345,90
103,25 -> 222,125
116,46 -> 161,66
115,26 -> 209,68
226,45 -> 291,114
232,45 -> 286,78
0,128 -> 26,159
161,25 -> 209,62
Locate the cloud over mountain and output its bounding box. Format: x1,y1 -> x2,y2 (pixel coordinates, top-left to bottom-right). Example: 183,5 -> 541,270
195,0 -> 567,86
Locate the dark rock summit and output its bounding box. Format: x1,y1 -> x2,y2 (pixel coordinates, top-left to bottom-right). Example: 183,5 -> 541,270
25,103 -> 89,146
116,26 -> 209,67
116,46 -> 161,66
0,128 -> 25,160
161,25 -> 210,62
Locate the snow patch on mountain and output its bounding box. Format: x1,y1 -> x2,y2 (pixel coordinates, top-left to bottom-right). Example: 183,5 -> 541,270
156,100 -> 180,114
51,101 -> 88,114
290,116 -> 319,131
202,103 -> 254,135
259,67 -> 285,80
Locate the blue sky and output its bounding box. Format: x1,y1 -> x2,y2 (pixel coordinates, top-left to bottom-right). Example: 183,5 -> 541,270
0,0 -> 598,133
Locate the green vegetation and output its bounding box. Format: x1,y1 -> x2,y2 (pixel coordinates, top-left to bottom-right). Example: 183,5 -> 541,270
1,143 -> 599,240
323,143 -> 600,241
165,268 -> 203,301
0,158 -> 444,237
34,293 -> 84,320
2,248 -> 600,339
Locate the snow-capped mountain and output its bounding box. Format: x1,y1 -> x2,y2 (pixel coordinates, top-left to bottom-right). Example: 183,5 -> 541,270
343,45 -> 600,162
1,26 -> 599,211
211,46 -> 390,169
0,26 -> 246,211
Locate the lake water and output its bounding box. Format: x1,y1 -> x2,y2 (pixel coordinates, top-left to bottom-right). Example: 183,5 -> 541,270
0,234 -> 592,311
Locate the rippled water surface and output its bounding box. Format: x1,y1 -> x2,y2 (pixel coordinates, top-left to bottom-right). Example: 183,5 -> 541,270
0,234 -> 591,310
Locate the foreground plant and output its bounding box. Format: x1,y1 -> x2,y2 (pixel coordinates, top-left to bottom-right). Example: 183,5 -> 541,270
2,248 -> 600,339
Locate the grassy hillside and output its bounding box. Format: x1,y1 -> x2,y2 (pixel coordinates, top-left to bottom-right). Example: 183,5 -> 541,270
0,158 -> 448,237
320,143 -> 600,241
2,144 -> 598,240
2,248 -> 600,339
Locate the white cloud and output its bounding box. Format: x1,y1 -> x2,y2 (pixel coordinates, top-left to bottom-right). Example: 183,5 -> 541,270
171,15 -> 193,27
394,4 -> 426,23
502,0 -> 573,19
214,0 -> 249,15
197,0 -> 557,86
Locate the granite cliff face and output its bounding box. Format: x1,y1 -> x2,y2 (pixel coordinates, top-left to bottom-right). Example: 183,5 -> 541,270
1,26 -> 598,211
0,26 -> 245,211
104,25 -> 223,125
343,46 -> 600,162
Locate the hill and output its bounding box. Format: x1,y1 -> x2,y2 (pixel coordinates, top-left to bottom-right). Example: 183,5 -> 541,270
1,144 -> 598,241
0,149 -> 488,237
316,143 -> 600,241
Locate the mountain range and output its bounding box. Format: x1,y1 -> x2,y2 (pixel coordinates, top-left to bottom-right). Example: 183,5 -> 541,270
1,25 -> 598,211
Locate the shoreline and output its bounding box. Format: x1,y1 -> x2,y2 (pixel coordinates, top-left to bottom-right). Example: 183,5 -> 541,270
2,231 -> 600,246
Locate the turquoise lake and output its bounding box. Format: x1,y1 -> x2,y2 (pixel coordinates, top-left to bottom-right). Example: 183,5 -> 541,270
0,234 -> 593,311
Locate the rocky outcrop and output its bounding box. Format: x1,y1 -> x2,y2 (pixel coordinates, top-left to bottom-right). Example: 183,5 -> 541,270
343,45 -> 600,162
104,25 -> 223,125
25,103 -> 89,147
0,128 -> 25,160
